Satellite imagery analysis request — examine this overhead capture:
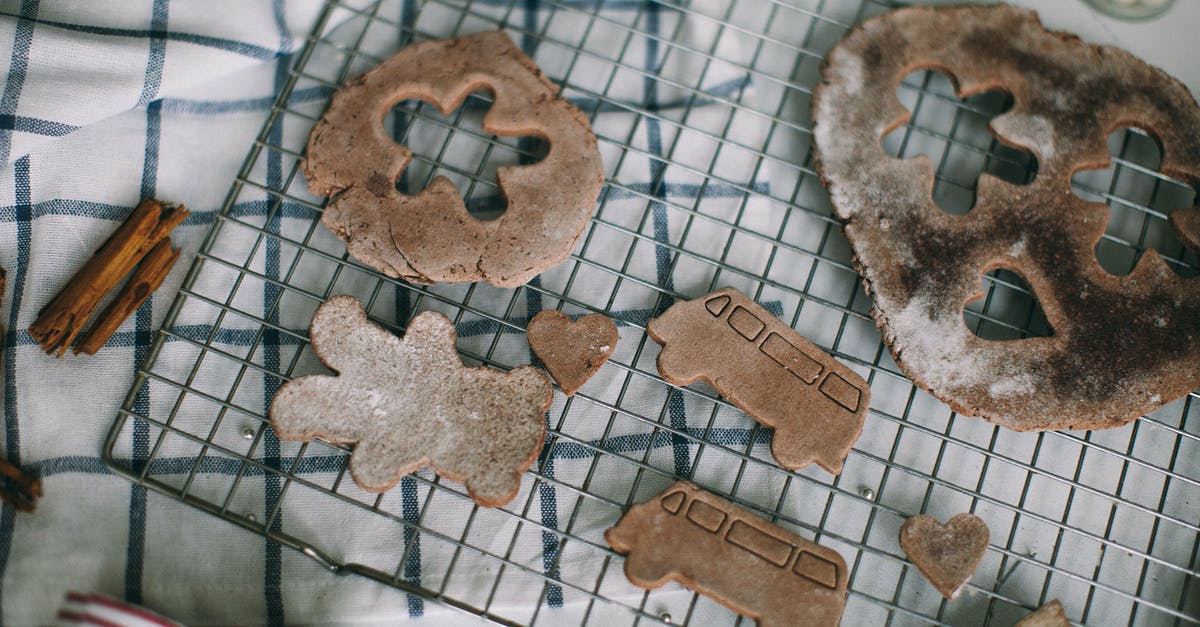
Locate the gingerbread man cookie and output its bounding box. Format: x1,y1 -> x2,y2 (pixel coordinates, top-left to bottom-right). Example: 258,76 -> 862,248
269,295 -> 552,507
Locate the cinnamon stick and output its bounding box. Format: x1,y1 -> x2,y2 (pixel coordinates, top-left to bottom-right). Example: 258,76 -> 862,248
28,199 -> 187,356
0,458 -> 41,513
0,266 -> 35,511
75,237 -> 181,356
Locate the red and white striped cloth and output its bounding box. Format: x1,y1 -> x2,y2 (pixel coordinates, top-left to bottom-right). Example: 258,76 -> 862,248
55,592 -> 184,627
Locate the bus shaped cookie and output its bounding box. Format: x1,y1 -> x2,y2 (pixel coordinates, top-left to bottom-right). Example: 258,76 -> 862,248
647,288 -> 869,474
606,481 -> 848,627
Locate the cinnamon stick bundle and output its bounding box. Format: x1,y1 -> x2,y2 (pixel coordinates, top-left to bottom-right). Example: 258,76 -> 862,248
0,457 -> 41,513
28,199 -> 187,356
76,237 -> 181,356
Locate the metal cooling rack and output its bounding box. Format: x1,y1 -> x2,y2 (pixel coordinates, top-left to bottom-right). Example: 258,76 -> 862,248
103,0 -> 1200,624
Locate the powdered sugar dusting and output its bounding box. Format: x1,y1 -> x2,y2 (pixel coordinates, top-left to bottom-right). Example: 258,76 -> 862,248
364,389 -> 387,417
1008,237 -> 1026,259
888,297 -> 981,391
812,4 -> 1200,431
839,53 -> 864,97
989,375 -> 1034,398
993,113 -> 1056,161
885,295 -> 1034,402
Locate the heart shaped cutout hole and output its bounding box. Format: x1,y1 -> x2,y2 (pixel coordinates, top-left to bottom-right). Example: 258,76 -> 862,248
963,268 -> 1053,340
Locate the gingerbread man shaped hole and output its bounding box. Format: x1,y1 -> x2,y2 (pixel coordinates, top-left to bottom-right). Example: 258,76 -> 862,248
386,89 -> 549,222
1070,127 -> 1199,278
882,68 -> 1038,216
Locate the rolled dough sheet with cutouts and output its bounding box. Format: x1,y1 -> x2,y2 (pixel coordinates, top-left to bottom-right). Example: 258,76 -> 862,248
812,5 -> 1200,431
303,31 -> 604,288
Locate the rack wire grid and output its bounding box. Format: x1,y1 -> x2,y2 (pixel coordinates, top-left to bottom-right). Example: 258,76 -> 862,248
102,0 -> 1200,625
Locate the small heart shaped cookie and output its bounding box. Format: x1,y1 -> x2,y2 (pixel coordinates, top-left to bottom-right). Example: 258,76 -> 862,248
1016,600 -> 1070,627
527,311 -> 618,396
899,513 -> 989,599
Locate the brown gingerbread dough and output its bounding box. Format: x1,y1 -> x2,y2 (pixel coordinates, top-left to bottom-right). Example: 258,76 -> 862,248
526,310 -> 618,396
648,288 -> 870,475
269,295 -> 552,507
304,31 -> 604,288
606,481 -> 848,626
899,513 -> 990,600
812,5 -> 1200,431
1174,207 -> 1200,252
1015,600 -> 1070,627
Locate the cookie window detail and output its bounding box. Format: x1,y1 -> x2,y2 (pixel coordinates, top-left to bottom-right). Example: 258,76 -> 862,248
794,551 -> 841,590
686,500 -> 727,533
726,520 -> 792,567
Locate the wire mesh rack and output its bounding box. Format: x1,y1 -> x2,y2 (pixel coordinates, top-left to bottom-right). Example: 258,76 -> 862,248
102,0 -> 1200,624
